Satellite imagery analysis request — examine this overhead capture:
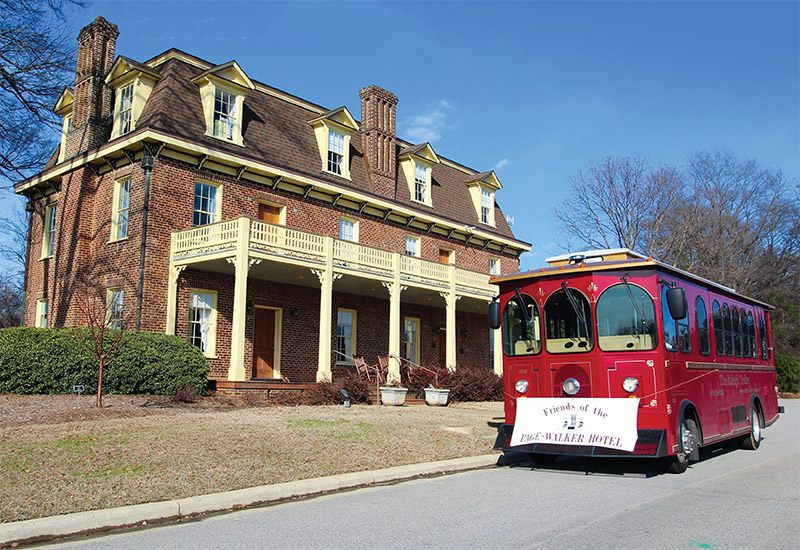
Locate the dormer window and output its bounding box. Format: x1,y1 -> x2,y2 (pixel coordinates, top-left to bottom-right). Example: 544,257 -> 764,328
54,88 -> 74,163
328,130 -> 345,175
480,189 -> 492,224
466,171 -> 502,228
309,107 -> 359,180
399,143 -> 439,207
213,88 -> 236,141
118,83 -> 134,135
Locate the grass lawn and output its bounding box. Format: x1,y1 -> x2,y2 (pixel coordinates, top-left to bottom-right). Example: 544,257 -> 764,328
0,395 -> 502,523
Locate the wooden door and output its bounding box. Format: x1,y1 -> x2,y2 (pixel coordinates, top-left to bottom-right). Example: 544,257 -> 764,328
438,328 -> 447,367
253,308 -> 276,379
439,248 -> 451,264
259,203 -> 281,223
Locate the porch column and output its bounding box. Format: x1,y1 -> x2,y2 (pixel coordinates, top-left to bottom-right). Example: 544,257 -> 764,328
164,261 -> 185,335
493,326 -> 503,375
314,236 -> 337,382
228,216 -> 252,381
440,291 -> 459,372
383,253 -> 403,383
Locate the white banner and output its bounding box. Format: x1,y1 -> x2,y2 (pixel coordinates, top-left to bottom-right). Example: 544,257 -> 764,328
510,398 -> 640,452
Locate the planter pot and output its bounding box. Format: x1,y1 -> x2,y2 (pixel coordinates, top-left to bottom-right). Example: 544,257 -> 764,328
380,386 -> 408,406
424,388 -> 450,406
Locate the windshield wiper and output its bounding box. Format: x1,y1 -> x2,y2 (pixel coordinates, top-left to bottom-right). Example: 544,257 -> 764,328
560,282 -> 589,347
620,274 -> 647,333
515,288 -> 536,352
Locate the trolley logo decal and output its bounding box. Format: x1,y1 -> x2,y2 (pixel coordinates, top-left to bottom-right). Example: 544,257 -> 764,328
511,398 -> 640,452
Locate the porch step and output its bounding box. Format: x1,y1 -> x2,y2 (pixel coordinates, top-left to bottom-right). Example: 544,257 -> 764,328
367,387 -> 426,406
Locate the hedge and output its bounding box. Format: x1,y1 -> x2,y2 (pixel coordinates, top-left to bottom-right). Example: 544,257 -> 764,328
0,327 -> 209,395
776,352 -> 800,394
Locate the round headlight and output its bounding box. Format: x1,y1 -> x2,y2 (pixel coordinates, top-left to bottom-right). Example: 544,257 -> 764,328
622,377 -> 639,393
562,378 -> 580,396
515,379 -> 529,394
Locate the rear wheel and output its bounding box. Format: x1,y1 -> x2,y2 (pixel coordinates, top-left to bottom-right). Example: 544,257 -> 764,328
668,417 -> 700,474
740,405 -> 762,450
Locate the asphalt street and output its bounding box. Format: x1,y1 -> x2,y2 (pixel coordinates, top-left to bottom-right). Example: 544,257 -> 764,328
44,400 -> 799,550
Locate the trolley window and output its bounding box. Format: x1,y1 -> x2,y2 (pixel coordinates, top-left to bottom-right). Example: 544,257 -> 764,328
503,292 -> 541,356
597,283 -> 657,351
696,297 -> 710,356
545,286 -> 593,353
661,286 -> 678,352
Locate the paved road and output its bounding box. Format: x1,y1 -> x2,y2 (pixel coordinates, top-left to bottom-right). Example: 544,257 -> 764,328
47,400 -> 799,550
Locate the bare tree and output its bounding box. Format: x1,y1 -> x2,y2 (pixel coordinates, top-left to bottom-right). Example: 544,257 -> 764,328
0,201 -> 30,278
71,276 -> 131,407
0,273 -> 23,327
0,0 -> 84,184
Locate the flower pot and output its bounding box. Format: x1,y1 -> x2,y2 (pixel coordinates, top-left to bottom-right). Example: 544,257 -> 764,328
424,387 -> 450,406
379,386 -> 408,406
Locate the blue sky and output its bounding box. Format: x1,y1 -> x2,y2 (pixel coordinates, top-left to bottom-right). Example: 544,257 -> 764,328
2,0 -> 798,273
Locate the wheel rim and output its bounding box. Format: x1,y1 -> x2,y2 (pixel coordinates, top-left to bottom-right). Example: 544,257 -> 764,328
680,421 -> 695,458
752,409 -> 761,442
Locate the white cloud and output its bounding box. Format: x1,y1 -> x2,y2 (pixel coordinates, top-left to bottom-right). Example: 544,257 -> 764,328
402,100 -> 453,144
494,158 -> 510,170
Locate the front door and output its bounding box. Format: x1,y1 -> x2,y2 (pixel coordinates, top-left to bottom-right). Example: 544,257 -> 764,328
253,308 -> 276,379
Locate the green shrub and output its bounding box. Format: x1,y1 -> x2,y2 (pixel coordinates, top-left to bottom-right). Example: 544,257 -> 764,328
0,327 -> 208,395
776,352 -> 800,394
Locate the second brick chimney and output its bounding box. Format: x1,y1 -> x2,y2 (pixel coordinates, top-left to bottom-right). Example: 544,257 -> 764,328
66,16 -> 119,158
359,85 -> 398,199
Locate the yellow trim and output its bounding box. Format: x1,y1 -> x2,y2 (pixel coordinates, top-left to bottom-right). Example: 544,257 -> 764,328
109,74 -> 157,140
468,183 -> 496,227
336,308 -> 358,363
58,113 -> 72,164
439,247 -> 455,264
308,106 -> 359,132
404,234 -> 421,257
190,60 -> 255,92
489,256 -> 500,275
404,316 -> 421,365
254,305 -> 282,378
110,176 -> 131,242
40,204 -> 56,260
53,88 -> 74,115
259,200 -> 287,225
188,288 -> 218,358
339,216 -> 359,242
35,298 -> 48,328
400,156 -> 434,207
311,120 -> 355,180
194,178 -> 223,223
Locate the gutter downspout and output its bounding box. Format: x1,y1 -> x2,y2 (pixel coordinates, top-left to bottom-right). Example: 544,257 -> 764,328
136,154 -> 154,330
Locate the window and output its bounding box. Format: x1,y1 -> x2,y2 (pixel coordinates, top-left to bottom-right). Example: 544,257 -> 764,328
747,311 -> 756,358
405,236 -> 419,257
758,314 -> 768,360
213,87 -> 236,141
193,181 -> 219,226
678,294 -> 691,354
42,204 -> 57,258
503,292 -> 541,355
597,283 -> 657,352
111,178 -> 131,241
188,290 -> 216,356
404,317 -> 420,365
414,164 -> 427,203
489,257 -> 500,276
545,287 -> 593,353
327,130 -> 345,175
480,189 -> 492,224
713,300 -> 724,356
107,288 -> 124,330
336,309 -> 357,361
732,306 -> 742,358
118,83 -> 134,135
339,218 -> 356,242
661,286 -> 677,352
696,297 -> 710,356
35,299 -> 48,328
722,303 -> 734,357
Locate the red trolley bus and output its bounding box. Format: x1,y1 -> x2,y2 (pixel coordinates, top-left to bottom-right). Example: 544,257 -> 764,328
488,249 -> 781,473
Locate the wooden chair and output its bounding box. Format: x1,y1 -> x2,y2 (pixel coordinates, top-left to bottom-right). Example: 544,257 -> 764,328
377,356 -> 390,384
353,355 -> 379,383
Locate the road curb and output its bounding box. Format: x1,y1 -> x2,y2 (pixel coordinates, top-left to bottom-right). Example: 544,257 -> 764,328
0,453 -> 501,547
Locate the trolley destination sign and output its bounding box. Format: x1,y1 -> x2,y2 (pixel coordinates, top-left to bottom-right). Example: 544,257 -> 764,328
510,398 -> 640,452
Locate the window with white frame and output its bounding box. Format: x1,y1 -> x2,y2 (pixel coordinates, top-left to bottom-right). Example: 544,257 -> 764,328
489,257 -> 500,275
188,290 -> 216,356
193,181 -> 219,226
42,204 -> 57,258
107,288 -> 124,329
339,218 -> 356,242
480,188 -> 492,224
405,236 -> 419,257
336,308 -> 356,361
118,83 -> 134,135
35,299 -> 48,328
112,178 -> 131,241
213,87 -> 236,141
404,317 -> 420,364
414,164 -> 427,203
327,130 -> 345,175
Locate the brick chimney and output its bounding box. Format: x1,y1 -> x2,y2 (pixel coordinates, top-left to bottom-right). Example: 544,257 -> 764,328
359,85 -> 398,199
65,16 -> 119,158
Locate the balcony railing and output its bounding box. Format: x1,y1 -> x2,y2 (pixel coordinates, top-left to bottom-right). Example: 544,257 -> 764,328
171,217 -> 496,296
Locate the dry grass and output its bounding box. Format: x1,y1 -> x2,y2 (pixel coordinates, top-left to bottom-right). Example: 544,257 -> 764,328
0,395 -> 503,523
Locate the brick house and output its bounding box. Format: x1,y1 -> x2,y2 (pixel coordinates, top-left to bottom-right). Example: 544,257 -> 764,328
15,17 -> 530,394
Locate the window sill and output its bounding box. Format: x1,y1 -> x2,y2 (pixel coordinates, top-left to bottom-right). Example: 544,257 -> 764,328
336,360 -> 355,366
39,255 -> 53,262
204,131 -> 245,148
108,237 -> 129,244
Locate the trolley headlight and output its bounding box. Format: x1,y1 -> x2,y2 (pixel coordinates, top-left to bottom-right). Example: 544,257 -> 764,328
562,378 -> 580,396
515,379 -> 529,394
622,377 -> 639,393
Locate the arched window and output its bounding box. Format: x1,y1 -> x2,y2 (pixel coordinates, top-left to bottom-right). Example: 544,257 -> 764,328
545,286 -> 593,353
733,306 -> 742,358
696,297 -> 710,356
503,293 -> 541,356
597,283 -> 657,351
723,303 -> 734,357
747,311 -> 756,358
713,300 -> 724,356
661,286 -> 677,352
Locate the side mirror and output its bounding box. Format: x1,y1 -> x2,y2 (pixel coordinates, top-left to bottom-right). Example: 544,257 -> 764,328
489,300 -> 501,330
666,287 -> 687,320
